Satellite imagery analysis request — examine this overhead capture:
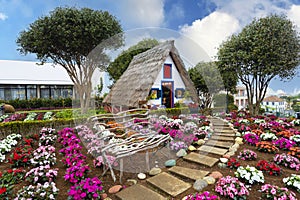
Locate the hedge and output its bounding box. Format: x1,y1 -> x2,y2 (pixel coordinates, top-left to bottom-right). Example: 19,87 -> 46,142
0,117 -> 87,138
150,107 -> 190,116
0,98 -> 79,110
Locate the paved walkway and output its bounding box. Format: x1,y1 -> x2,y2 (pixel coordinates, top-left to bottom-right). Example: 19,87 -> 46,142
115,117 -> 236,200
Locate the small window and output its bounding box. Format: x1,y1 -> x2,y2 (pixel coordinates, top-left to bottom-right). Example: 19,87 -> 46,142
163,64 -> 172,79
175,88 -> 185,98
148,88 -> 160,100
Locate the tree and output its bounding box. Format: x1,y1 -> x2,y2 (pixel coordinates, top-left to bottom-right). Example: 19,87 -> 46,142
107,38 -> 159,84
217,14 -> 300,115
17,7 -> 123,113
188,62 -> 226,108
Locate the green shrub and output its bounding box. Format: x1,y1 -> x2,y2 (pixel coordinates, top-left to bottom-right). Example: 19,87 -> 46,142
0,98 -> 74,110
150,107 -> 190,116
0,117 -> 87,137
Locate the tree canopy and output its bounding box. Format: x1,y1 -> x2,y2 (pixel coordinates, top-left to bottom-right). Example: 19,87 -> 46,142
17,7 -> 123,113
188,61 -> 225,108
107,38 -> 159,84
217,14 -> 300,115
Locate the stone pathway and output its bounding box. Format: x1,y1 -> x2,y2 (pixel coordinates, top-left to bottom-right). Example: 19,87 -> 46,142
115,117 -> 237,200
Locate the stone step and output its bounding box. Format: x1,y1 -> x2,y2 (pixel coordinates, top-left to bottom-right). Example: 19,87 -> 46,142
214,126 -> 232,129
198,145 -> 228,155
213,133 -> 235,137
210,135 -> 235,141
168,166 -> 210,181
146,172 -> 191,197
205,140 -> 233,148
183,152 -> 218,167
116,184 -> 167,200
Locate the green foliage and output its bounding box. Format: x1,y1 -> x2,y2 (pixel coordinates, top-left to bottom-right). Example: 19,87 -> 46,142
17,7 -> 123,113
150,107 -> 190,116
107,38 -> 159,83
0,118 -> 86,136
217,14 -> 300,115
0,98 -> 74,110
213,93 -> 234,107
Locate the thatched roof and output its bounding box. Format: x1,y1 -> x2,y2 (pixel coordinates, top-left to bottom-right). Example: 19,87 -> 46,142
103,40 -> 199,107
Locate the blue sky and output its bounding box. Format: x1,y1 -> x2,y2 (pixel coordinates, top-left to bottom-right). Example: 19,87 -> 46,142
0,0 -> 300,95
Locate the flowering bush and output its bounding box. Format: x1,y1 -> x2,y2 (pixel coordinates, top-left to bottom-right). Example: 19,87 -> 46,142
30,145 -> 56,166
93,155 -> 117,168
68,177 -> 104,200
215,176 -> 249,199
43,112 -> 53,120
237,149 -> 257,161
184,191 -> 220,200
14,182 -> 59,200
274,137 -> 296,150
64,163 -> 90,184
277,130 -> 294,139
290,135 -> 300,146
256,141 -> 279,153
227,158 -> 241,169
273,153 -> 300,171
25,165 -> 58,184
8,145 -> 33,168
170,141 -> 188,151
256,160 -> 281,176
39,134 -> 57,146
243,133 -> 260,145
283,174 -> 300,193
235,165 -> 264,184
0,168 -> 25,185
0,168 -> 25,197
260,132 -> 278,141
63,153 -> 87,167
24,112 -> 37,121
260,184 -> 297,200
0,133 -> 22,162
288,147 -> 300,159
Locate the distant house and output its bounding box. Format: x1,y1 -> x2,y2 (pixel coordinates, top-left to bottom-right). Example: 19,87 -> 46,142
0,60 -> 74,100
261,96 -> 286,113
234,86 -> 249,110
103,40 -> 199,109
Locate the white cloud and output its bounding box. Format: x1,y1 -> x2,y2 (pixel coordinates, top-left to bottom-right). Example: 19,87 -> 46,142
287,5 -> 300,31
266,88 -> 287,96
0,12 -> 8,20
119,0 -> 164,28
210,0 -> 289,26
179,11 -> 239,59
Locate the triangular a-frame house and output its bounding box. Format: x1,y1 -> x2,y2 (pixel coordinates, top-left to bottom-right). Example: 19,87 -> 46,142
103,40 -> 199,109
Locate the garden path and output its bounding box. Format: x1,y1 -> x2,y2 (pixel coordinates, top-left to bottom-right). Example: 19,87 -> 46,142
115,117 -> 236,200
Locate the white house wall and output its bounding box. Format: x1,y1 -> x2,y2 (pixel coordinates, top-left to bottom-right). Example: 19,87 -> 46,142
148,55 -> 186,106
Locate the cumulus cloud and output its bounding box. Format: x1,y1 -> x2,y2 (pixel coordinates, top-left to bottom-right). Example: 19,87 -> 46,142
210,0 -> 288,26
0,12 -> 8,20
266,88 -> 287,96
118,0 -> 164,28
179,11 -> 239,59
287,4 -> 300,31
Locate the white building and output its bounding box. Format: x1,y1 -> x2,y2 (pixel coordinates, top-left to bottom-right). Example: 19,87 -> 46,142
234,86 -> 249,110
0,60 -> 74,100
261,96 -> 286,113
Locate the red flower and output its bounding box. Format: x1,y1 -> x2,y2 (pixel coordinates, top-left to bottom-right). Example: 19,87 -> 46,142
7,169 -> 13,173
13,152 -> 21,160
0,187 -> 6,195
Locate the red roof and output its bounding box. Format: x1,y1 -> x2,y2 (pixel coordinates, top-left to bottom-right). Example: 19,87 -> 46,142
263,96 -> 284,102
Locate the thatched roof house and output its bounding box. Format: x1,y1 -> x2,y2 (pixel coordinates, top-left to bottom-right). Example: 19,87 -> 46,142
103,40 -> 199,108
